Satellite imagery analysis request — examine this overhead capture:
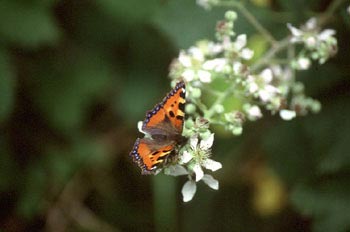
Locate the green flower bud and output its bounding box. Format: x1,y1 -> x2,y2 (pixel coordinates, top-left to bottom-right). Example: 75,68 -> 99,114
310,100 -> 321,113
191,88 -> 202,98
225,11 -> 237,22
200,130 -> 212,140
214,104 -> 225,114
185,103 -> 196,114
232,126 -> 243,135
185,118 -> 195,129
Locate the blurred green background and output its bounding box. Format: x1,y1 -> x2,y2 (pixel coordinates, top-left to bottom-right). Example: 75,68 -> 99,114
0,0 -> 350,231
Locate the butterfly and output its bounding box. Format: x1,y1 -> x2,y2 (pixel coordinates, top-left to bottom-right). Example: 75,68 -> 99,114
129,81 -> 186,175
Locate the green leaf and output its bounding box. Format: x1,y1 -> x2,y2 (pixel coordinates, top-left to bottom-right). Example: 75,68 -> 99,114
262,120 -> 317,185
0,48 -> 15,123
302,98 -> 350,174
0,0 -> 60,48
16,161 -> 47,218
117,70 -> 165,124
45,137 -> 107,186
32,51 -> 114,133
153,0 -> 226,48
96,0 -> 160,23
291,176 -> 350,232
0,137 -> 18,192
16,136 -> 106,218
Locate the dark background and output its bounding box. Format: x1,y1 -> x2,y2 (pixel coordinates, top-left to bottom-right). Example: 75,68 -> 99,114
0,0 -> 349,231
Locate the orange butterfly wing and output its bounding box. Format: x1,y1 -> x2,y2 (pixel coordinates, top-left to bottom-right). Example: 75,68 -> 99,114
130,81 -> 186,174
142,81 -> 186,133
130,138 -> 175,174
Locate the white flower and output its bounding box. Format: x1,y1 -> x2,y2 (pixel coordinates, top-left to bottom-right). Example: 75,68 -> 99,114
348,5 -> 350,15
245,105 -> 262,120
178,134 -> 221,177
178,51 -> 192,67
173,133 -> 222,202
241,48 -> 254,60
207,42 -> 223,55
305,36 -> 317,48
287,18 -> 338,64
271,65 -> 292,82
246,69 -> 279,103
202,58 -> 227,72
259,85 -> 278,102
280,109 -> 296,120
182,69 -> 195,82
189,47 -> 205,61
198,70 -> 212,83
297,57 -> 311,70
260,68 -> 273,83
247,75 -> 259,93
234,34 -> 247,50
233,61 -> 243,75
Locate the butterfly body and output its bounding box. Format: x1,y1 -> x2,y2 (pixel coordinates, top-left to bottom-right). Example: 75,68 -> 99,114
130,81 -> 186,175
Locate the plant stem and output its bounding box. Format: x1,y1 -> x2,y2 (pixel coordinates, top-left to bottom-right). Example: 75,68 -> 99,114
218,1 -> 277,45
251,36 -> 291,72
202,0 -> 346,118
206,88 -> 232,118
153,175 -> 178,232
318,0 -> 347,26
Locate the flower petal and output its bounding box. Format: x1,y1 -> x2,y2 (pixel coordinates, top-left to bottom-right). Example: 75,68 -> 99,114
202,159 -> 222,171
202,174 -> 219,190
241,48 -> 254,60
189,47 -> 204,61
199,133 -> 214,150
305,17 -> 317,30
260,68 -> 273,83
202,58 -> 226,72
182,180 -> 197,202
233,61 -> 243,75
297,57 -> 311,70
164,165 -> 189,176
182,69 -> 195,82
246,105 -> 262,120
193,164 -> 204,182
189,136 -> 199,150
287,23 -> 302,37
178,52 -> 192,67
279,109 -> 296,120
198,70 -> 212,83
318,29 -> 336,41
180,150 -> 193,164
234,34 -> 247,50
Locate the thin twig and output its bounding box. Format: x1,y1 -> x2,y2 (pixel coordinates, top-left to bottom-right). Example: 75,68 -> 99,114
218,1 -> 277,45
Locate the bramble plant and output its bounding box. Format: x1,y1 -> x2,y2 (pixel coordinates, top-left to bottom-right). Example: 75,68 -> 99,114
140,0 -> 341,202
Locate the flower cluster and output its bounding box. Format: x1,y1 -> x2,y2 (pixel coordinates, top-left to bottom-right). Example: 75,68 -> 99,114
170,11 -> 253,87
162,11 -> 337,202
164,118 -> 222,202
288,18 -> 338,66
